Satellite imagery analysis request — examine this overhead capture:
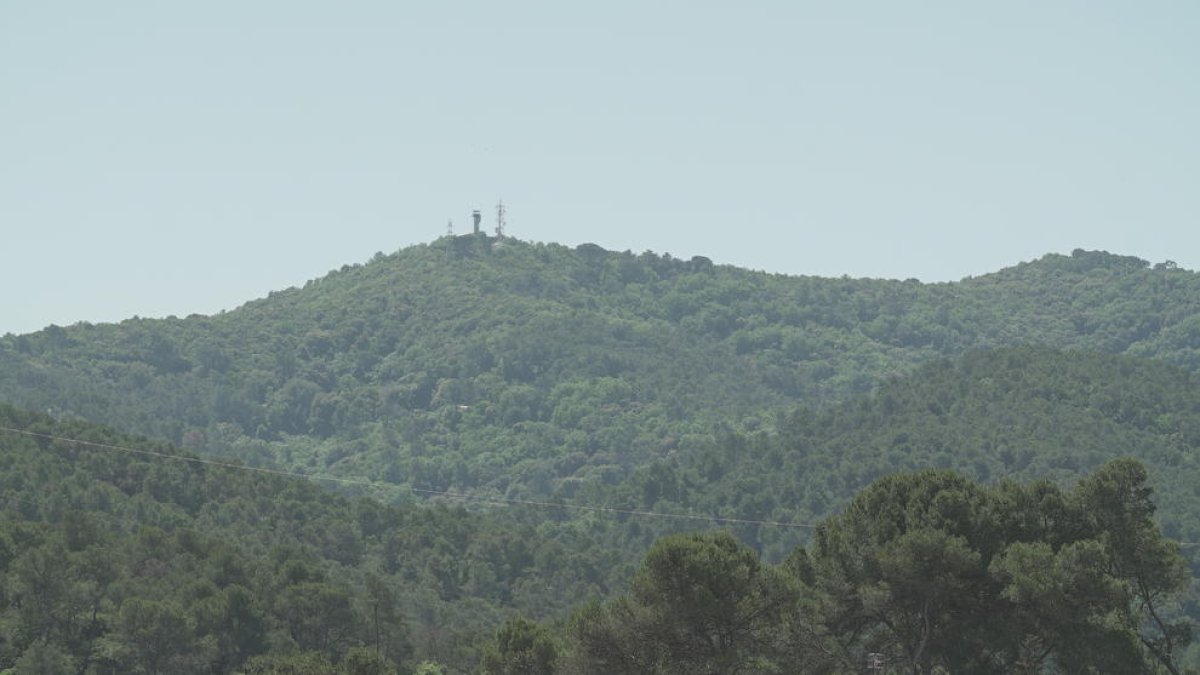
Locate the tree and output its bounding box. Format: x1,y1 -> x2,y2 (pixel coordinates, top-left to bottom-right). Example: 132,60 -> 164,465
10,540 -> 76,644
194,584 -> 267,671
241,650 -> 338,674
11,639 -> 75,675
480,616 -> 560,675
805,461 -> 1195,674
569,532 -> 799,674
362,572 -> 412,666
1073,458 -> 1192,673
99,598 -> 197,674
275,582 -> 358,657
806,470 -> 1003,674
341,645 -> 397,675
989,539 -> 1139,672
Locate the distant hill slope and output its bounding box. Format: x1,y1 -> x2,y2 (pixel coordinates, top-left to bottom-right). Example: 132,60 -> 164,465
639,347 -> 1200,563
0,404 -> 636,672
1,238 -> 1198,501
7,346 -> 1198,671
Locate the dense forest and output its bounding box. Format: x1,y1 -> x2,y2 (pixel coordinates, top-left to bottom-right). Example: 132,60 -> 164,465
633,347 -> 1200,563
549,458 -> 1193,674
0,404 -> 636,672
1,406 -> 1194,673
3,238 -> 1200,672
1,240 -> 1198,508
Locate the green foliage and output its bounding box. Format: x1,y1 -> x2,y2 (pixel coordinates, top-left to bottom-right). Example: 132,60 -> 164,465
2,397 -> 1198,673
479,617 -> 560,675
566,532 -> 811,674
5,242 -> 1200,671
3,243 -> 1199,513
0,405 -> 624,672
97,598 -> 199,674
241,651 -> 339,674
10,640 -> 74,675
555,462 -> 1193,674
341,646 -> 398,675
803,463 -> 1192,673
656,347 -> 1200,564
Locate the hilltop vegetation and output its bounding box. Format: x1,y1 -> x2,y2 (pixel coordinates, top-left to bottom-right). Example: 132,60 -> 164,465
4,239 -> 1200,671
1,240 -> 1198,508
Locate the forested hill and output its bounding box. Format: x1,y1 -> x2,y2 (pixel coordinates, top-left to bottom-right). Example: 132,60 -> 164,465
4,376 -> 1196,672
647,347 -> 1200,562
0,404 -> 637,672
1,238 -> 1198,503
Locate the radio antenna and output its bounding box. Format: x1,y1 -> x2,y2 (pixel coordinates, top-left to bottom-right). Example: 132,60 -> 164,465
495,199 -> 506,238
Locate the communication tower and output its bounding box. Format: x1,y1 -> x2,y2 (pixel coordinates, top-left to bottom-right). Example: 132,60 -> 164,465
495,199 -> 507,238
446,219 -> 454,236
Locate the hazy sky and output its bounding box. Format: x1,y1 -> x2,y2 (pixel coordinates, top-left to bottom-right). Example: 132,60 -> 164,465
3,2 -> 1198,335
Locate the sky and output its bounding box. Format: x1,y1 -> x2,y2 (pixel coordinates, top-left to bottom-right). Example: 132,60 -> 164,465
2,1 -> 1198,335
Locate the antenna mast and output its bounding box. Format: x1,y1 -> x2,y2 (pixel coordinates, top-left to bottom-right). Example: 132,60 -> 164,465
495,199 -> 506,238
447,219 -> 454,236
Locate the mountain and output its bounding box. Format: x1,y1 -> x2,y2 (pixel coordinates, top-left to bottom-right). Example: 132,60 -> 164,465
1,239 -> 1198,509
5,344 -> 1200,671
4,374 -> 1196,672
8,272 -> 1200,670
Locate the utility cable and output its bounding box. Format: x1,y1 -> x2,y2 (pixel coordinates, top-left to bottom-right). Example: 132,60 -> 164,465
4,425 -> 1198,546
0,426 -> 819,530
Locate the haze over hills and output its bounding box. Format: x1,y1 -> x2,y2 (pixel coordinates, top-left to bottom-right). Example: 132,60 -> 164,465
657,346 -> 1200,560
4,237 -> 1200,557
6,0 -> 1198,669
2,349 -> 1199,670
0,404 -> 633,672
3,237 -> 1200,670
1,238 -> 1198,505
4,345 -> 1195,667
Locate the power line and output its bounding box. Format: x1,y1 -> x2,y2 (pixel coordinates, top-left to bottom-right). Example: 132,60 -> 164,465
408,485 -> 814,529
3,425 -> 1198,547
0,426 -> 818,530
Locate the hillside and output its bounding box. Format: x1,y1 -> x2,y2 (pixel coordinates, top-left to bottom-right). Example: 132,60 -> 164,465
4,354 -> 1199,671
4,396 -> 1195,667
5,341 -> 1200,670
1,239 -> 1198,507
0,404 -> 644,672
625,347 -> 1200,563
